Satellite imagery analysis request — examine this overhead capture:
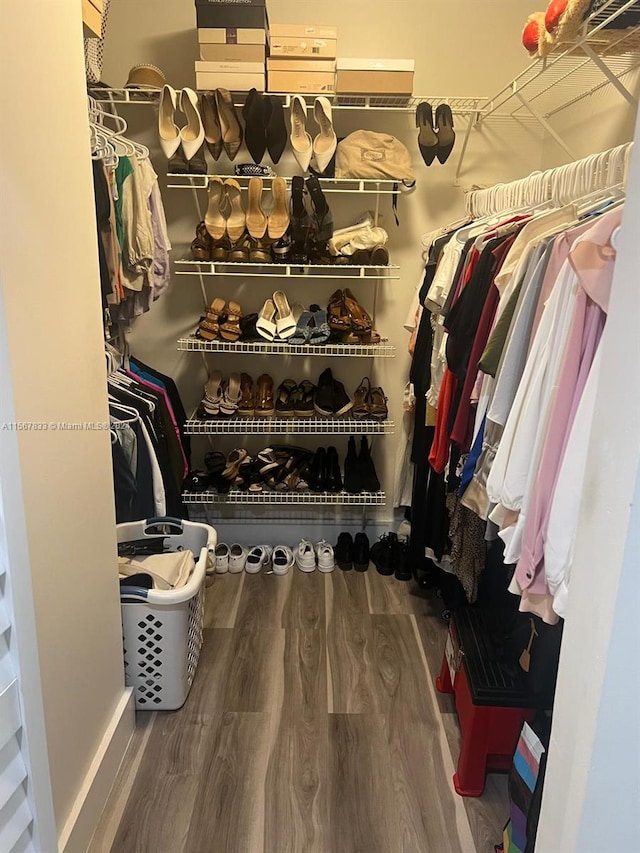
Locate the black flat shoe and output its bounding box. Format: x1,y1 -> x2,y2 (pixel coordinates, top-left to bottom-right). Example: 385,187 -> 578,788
264,95 -> 288,164
416,101 -> 438,167
435,104 -> 456,164
242,88 -> 267,164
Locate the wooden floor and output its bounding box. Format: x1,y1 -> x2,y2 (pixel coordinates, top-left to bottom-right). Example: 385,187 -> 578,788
90,568 -> 508,853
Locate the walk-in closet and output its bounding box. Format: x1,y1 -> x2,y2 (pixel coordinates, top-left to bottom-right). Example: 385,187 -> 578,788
0,1 -> 639,852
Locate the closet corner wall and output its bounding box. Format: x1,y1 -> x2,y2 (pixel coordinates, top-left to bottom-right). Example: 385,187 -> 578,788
0,3 -> 133,851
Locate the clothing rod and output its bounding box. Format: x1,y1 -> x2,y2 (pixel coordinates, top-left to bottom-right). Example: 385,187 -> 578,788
465,142 -> 632,218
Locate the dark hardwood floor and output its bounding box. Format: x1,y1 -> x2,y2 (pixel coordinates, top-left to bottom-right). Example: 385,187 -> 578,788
90,568 -> 508,853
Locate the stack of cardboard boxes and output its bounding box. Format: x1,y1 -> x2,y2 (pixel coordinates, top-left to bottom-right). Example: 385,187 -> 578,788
82,0 -> 103,38
267,24 -> 337,94
195,0 -> 268,91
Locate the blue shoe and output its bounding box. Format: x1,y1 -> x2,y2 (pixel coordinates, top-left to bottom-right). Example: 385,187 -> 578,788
309,304 -> 331,344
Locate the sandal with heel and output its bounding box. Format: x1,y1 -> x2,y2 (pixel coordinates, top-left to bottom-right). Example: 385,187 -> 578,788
219,301 -> 242,342
198,297 -> 226,341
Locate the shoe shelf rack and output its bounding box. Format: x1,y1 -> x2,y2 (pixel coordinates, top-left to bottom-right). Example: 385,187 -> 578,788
167,175 -> 406,194
177,337 -> 396,358
174,259 -> 400,280
184,417 -> 394,435
182,489 -> 386,505
88,87 -> 483,115
474,0 -> 640,161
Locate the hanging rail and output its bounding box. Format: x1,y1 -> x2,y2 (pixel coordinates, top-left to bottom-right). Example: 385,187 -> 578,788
464,142 -> 632,218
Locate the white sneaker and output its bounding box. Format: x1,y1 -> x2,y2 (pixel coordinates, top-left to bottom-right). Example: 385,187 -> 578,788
315,540 -> 335,572
272,545 -> 295,575
215,543 -> 230,574
295,539 -> 316,573
228,543 -> 248,573
245,545 -> 273,574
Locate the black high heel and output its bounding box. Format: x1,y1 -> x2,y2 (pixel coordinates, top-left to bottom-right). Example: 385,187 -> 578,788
435,104 -> 456,164
306,176 -> 333,242
326,446 -> 342,493
416,102 -> 438,167
289,175 -> 311,263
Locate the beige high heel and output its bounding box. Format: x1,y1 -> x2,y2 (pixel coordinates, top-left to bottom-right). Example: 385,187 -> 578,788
246,177 -> 268,238
268,176 -> 290,239
215,88 -> 243,161
205,177 -> 226,240
224,179 -> 246,242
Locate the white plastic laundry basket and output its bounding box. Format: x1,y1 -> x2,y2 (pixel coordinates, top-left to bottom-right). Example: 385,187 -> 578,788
116,517 -> 216,711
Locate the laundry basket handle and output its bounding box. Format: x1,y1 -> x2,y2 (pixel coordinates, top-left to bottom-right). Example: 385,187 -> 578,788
144,517 -> 184,535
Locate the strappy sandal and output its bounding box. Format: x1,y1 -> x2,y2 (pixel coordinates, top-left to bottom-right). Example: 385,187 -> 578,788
328,289 -> 352,333
369,385 -> 388,421
352,377 -> 372,419
227,232 -> 250,262
198,298 -> 226,341
309,304 -> 331,343
257,447 -> 280,473
219,300 -> 242,342
249,236 -> 272,263
268,176 -> 290,239
255,374 -> 275,416
224,178 -> 246,242
223,448 -> 248,481
246,177 -> 268,238
202,370 -> 223,416
237,373 -> 255,416
289,304 -> 313,345
191,221 -> 212,260
236,458 -> 263,492
343,288 -> 373,335
342,328 -> 382,345
293,380 -> 315,417
205,178 -> 227,240
275,379 -> 297,417
220,372 -> 242,416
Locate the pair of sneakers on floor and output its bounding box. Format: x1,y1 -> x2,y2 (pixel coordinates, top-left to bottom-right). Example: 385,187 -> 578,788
213,540 -> 334,574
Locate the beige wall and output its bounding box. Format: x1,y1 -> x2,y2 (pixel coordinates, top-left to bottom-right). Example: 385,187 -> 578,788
0,0 -> 128,842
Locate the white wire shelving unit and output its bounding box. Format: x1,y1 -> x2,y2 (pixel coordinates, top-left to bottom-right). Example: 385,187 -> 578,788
182,489 -> 386,505
184,417 -> 394,435
167,174 -> 404,193
174,259 -> 400,279
475,0 -> 640,160
177,337 -> 396,357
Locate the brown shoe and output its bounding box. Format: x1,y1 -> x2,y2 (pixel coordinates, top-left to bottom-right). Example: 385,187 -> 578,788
246,177 -> 268,238
343,289 -> 373,335
370,244 -> 390,265
352,377 -> 372,419
255,373 -> 275,417
237,373 -> 255,417
219,301 -> 242,342
191,221 -> 213,260
369,385 -> 388,420
216,89 -> 243,161
328,289 -> 352,332
201,92 -> 223,161
197,298 -> 226,341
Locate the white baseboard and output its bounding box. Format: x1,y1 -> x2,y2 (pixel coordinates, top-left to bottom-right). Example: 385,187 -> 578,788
58,688 -> 135,853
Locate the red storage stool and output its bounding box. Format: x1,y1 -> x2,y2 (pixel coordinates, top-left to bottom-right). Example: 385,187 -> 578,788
436,608 -> 536,797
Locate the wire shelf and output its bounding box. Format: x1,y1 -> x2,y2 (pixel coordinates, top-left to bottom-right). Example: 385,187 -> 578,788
167,175 -> 404,193
182,489 -> 386,505
177,337 -> 396,357
88,88 -> 484,114
184,417 -> 394,435
482,0 -> 640,120
174,259 -> 400,279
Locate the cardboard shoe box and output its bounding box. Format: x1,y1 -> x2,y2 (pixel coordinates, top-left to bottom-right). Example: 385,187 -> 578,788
269,36 -> 337,59
198,27 -> 267,44
267,70 -> 335,94
267,58 -> 336,73
336,58 -> 414,95
82,0 -> 102,38
196,60 -> 265,74
195,0 -> 268,30
269,23 -> 337,39
196,71 -> 266,91
199,42 -> 266,61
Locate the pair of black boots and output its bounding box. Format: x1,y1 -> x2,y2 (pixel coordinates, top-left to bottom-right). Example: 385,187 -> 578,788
344,436 -> 380,494
288,175 -> 334,264
306,446 -> 342,492
335,531 -> 370,571
371,532 -> 411,581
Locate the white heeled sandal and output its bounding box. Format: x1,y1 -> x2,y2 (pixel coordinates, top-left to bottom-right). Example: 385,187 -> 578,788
179,88 -> 205,161
290,95 -> 312,172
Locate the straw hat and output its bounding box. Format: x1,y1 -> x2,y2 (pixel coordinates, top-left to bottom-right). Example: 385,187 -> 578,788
124,64 -> 166,90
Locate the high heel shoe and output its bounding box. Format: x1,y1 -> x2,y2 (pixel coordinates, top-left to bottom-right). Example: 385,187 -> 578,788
306,176 -> 333,246
290,95 -> 312,172
312,97 -> 337,175
197,298 -> 226,341
435,104 -> 456,164
201,91 -> 223,161
416,101 -> 438,167
238,373 -> 255,416
223,179 -> 246,242
264,95 -> 287,164
191,221 -> 213,261
242,88 -> 267,164
246,177 -> 268,238
158,84 -> 181,160
268,176 -> 290,240
273,290 -> 296,340
343,288 -> 373,335
290,175 -> 311,263
202,370 -> 223,415
215,88 -> 243,160
326,446 -> 342,493
256,298 -> 277,341
219,301 -> 242,342
179,88 -> 205,162
205,178 -> 226,240
220,372 -> 242,416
